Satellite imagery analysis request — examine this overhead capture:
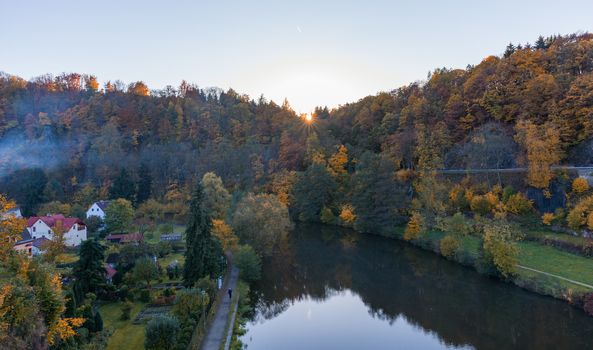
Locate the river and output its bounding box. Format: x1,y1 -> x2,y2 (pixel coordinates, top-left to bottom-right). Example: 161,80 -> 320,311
240,224 -> 593,350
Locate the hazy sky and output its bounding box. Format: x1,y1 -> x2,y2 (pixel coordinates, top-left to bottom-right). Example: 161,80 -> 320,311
1,0 -> 592,113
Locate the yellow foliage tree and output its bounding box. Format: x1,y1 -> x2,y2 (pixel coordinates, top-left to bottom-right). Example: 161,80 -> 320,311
566,195 -> 593,230
339,204 -> 357,226
440,235 -> 459,259
212,219 -> 238,251
514,120 -> 562,189
44,221 -> 67,263
572,177 -> 590,193
541,212 -> 555,225
482,222 -> 519,278
268,170 -> 297,207
504,193 -> 533,215
0,195 -> 26,260
328,145 -> 348,178
404,212 -> 423,241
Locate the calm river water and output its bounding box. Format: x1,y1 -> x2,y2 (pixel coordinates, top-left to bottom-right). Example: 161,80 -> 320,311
241,224 -> 593,350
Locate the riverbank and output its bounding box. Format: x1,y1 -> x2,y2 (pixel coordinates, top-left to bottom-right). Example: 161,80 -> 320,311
384,225 -> 593,313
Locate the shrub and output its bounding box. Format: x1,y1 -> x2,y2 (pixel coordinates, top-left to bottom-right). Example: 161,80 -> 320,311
444,212 -> 472,236
196,277 -> 217,301
482,222 -> 518,278
572,177 -> 590,193
234,245 -> 262,283
541,212 -> 555,225
139,289 -> 151,303
470,195 -> 494,215
166,263 -> 181,280
145,315 -> 180,350
339,204 -> 356,226
566,195 -> 593,230
404,212 -> 423,241
172,289 -> 209,325
449,184 -> 469,211
502,186 -> 514,203
504,193 -> 533,215
320,206 -> 336,224
440,235 -> 459,259
120,301 -> 133,320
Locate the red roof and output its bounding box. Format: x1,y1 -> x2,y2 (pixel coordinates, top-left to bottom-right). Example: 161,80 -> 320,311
105,265 -> 117,279
27,214 -> 84,231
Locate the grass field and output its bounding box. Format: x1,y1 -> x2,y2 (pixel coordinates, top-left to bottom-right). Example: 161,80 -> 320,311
100,301 -> 146,350
393,224 -> 593,295
517,241 -> 593,287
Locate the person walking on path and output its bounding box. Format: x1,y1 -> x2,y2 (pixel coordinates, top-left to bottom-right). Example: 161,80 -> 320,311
201,267 -> 239,350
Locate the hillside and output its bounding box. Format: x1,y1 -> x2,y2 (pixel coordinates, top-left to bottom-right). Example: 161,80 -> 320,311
0,33 -> 592,222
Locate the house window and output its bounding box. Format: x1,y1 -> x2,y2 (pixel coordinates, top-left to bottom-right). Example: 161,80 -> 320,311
33,227 -> 36,232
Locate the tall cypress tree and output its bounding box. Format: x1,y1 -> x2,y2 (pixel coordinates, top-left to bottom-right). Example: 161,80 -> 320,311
136,163 -> 152,204
73,239 -> 106,298
183,182 -> 223,286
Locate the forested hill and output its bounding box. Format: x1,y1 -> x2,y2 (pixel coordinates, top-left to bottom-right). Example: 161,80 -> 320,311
0,33 -> 592,221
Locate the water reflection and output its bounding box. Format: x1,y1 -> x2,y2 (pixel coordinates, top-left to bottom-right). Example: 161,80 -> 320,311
242,224 -> 593,350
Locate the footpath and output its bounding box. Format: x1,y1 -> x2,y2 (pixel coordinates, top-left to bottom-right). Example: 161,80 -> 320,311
200,267 -> 240,350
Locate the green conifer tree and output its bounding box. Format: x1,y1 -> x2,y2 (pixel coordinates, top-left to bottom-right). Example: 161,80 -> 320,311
183,182 -> 223,286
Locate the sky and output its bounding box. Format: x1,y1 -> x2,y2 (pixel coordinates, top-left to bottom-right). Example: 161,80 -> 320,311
1,0 -> 592,113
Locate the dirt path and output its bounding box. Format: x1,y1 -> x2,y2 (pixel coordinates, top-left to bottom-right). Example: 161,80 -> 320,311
200,267 -> 240,350
517,264 -> 593,289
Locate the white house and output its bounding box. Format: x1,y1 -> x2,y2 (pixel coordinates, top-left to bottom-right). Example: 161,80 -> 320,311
13,237 -> 49,258
26,214 -> 87,246
1,206 -> 22,219
86,200 -> 111,220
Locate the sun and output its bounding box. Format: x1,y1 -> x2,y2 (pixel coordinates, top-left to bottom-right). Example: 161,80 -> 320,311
304,114 -> 313,123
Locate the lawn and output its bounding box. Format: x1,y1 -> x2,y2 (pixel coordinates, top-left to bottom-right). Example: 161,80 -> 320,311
144,224 -> 186,244
393,224 -> 593,294
100,301 -> 146,350
517,241 -> 593,287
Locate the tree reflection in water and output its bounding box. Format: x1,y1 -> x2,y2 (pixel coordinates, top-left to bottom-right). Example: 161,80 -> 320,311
244,223 -> 593,350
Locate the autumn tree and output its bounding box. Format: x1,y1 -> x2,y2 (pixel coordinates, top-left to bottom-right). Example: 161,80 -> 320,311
201,172 -> 231,220
0,258 -> 84,348
572,177 -> 590,193
481,221 -> 519,278
231,193 -> 291,256
211,219 -> 238,251
404,212 -> 423,241
514,120 -> 562,189
0,195 -> 26,259
44,220 -> 67,263
566,195 -> 593,231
